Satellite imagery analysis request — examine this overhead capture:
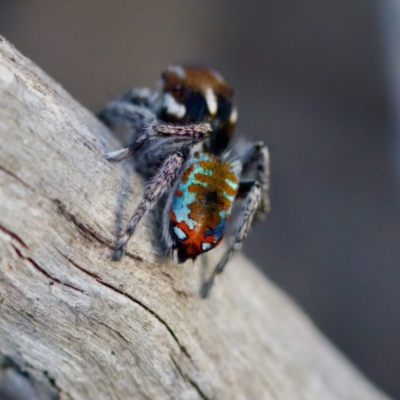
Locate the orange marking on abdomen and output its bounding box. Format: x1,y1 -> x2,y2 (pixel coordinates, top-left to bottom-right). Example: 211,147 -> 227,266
170,209 -> 218,258
181,164 -> 194,183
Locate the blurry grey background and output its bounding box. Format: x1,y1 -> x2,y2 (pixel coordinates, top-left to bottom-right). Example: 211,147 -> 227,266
0,1 -> 399,398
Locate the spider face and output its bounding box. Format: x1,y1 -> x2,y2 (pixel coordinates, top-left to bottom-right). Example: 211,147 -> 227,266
101,65 -> 270,297
159,65 -> 238,155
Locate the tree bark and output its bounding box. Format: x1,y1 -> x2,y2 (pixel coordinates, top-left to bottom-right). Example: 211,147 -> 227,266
0,36 -> 390,400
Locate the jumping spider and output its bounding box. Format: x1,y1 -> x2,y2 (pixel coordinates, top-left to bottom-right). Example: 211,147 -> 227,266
99,65 -> 270,297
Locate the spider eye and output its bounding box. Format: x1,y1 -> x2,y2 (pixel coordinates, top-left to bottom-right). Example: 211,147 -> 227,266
172,84 -> 183,96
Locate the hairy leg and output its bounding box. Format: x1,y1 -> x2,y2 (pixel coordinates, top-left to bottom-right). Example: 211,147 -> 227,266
106,122 -> 212,162
112,152 -> 185,261
201,181 -> 262,298
239,141 -> 271,217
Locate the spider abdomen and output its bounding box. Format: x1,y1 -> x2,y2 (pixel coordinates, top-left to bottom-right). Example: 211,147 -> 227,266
170,153 -> 240,262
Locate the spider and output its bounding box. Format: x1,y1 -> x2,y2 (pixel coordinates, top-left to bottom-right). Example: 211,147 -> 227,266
99,65 -> 270,297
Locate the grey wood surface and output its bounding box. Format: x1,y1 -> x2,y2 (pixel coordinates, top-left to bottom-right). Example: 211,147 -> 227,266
0,36 -> 391,400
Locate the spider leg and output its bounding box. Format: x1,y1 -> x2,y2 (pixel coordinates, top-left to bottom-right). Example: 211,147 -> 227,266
201,180 -> 262,298
99,98 -> 158,161
112,152 -> 185,261
99,99 -> 157,136
239,141 -> 270,217
255,143 -> 270,216
99,87 -> 158,124
118,87 -> 159,108
105,122 -> 212,162
129,122 -> 213,154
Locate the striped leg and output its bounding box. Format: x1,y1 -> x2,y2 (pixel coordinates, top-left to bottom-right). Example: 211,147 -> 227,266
105,122 -> 212,162
112,152 -> 184,261
240,141 -> 271,217
253,143 -> 270,216
200,181 -> 262,298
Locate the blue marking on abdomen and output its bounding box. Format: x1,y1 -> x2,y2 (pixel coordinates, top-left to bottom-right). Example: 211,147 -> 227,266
172,154 -> 213,229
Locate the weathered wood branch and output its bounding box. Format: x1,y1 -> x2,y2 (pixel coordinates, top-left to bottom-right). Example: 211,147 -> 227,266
0,36 -> 390,400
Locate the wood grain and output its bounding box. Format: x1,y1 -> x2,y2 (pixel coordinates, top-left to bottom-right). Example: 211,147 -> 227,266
0,36 -> 390,400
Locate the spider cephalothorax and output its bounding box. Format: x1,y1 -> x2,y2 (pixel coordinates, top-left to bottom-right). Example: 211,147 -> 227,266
99,65 -> 270,297
159,65 -> 237,155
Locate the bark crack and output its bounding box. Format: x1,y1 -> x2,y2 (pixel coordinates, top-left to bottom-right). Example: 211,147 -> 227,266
0,162 -> 143,263
170,355 -> 210,400
55,247 -> 192,361
54,199 -> 143,262
0,165 -> 30,188
0,223 -> 28,249
10,244 -> 84,293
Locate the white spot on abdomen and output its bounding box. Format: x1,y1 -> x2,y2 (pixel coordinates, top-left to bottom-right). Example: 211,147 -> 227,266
202,242 -> 212,251
174,226 -> 188,240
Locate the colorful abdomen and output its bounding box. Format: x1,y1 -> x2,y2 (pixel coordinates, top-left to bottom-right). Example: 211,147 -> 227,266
170,153 -> 240,262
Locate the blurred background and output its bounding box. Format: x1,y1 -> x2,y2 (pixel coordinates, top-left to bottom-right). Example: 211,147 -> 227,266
0,0 -> 399,397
